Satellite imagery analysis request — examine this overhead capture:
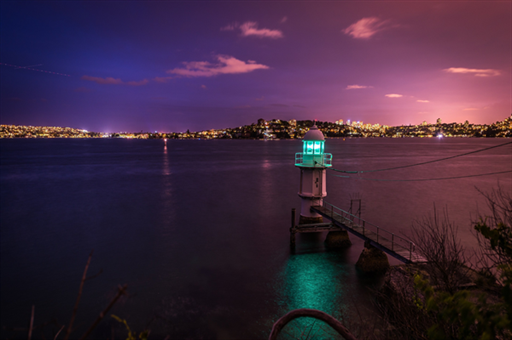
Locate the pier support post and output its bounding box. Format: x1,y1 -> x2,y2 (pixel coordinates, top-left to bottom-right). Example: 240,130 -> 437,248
356,241 -> 390,273
325,230 -> 352,249
290,208 -> 296,249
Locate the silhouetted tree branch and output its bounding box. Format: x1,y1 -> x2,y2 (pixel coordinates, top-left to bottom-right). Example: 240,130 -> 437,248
411,205 -> 471,294
79,284 -> 128,340
64,250 -> 93,340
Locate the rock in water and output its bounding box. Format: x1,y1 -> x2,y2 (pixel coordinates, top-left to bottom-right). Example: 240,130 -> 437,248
356,242 -> 390,273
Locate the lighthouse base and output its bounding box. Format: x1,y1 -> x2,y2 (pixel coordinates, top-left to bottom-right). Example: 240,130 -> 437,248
298,215 -> 323,225
325,230 -> 352,249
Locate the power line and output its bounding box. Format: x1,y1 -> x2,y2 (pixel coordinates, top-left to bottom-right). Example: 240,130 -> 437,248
328,140 -> 512,174
330,169 -> 512,182
0,62 -> 71,77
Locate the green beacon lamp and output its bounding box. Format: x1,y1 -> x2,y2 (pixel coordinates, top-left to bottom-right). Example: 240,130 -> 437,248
295,123 -> 332,224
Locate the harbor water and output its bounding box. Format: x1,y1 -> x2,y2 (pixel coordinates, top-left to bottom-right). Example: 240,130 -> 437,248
1,138 -> 510,339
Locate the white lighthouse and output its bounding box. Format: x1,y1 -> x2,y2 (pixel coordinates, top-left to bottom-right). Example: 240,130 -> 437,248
295,123 -> 332,224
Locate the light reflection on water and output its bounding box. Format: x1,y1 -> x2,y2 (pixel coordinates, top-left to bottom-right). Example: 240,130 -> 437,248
275,252 -> 348,339
279,252 -> 348,315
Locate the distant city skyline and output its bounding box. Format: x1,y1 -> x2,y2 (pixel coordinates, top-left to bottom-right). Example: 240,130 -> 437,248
1,2 -> 510,132
3,113 -> 510,139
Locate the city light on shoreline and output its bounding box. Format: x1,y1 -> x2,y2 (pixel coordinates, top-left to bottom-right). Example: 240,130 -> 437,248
2,115 -> 510,139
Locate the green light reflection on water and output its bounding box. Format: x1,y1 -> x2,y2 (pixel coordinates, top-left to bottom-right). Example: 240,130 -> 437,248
274,251 -> 350,339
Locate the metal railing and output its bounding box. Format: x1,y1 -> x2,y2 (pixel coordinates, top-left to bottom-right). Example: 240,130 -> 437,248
323,153 -> 333,166
321,201 -> 416,261
295,153 -> 303,166
295,153 -> 333,167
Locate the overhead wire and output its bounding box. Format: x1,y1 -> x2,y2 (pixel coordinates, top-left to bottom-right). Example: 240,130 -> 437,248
0,62 -> 71,77
328,140 -> 512,174
330,169 -> 512,182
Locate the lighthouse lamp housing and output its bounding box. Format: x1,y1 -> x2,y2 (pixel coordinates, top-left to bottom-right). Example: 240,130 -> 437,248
295,124 -> 332,167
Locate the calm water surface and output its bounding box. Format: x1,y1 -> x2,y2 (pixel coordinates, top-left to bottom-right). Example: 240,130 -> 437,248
1,138 -> 510,339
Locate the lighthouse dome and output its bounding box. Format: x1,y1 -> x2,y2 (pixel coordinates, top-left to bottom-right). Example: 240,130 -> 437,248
303,123 -> 325,141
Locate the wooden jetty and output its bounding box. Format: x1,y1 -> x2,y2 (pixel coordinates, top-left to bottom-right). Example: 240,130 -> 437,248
291,202 -> 426,264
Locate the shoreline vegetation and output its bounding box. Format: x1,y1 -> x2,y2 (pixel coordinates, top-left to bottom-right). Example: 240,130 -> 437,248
1,115 -> 511,139
359,186 -> 512,340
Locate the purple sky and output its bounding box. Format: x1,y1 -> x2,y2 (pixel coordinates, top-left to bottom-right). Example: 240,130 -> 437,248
1,1 -> 510,132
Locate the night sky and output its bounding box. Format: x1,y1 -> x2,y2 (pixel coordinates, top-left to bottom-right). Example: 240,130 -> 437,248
1,1 -> 510,133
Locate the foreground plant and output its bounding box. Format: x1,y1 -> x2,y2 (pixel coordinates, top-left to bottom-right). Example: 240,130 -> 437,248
6,251 -> 129,340
378,186 -> 512,340
111,315 -> 150,340
413,187 -> 512,339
